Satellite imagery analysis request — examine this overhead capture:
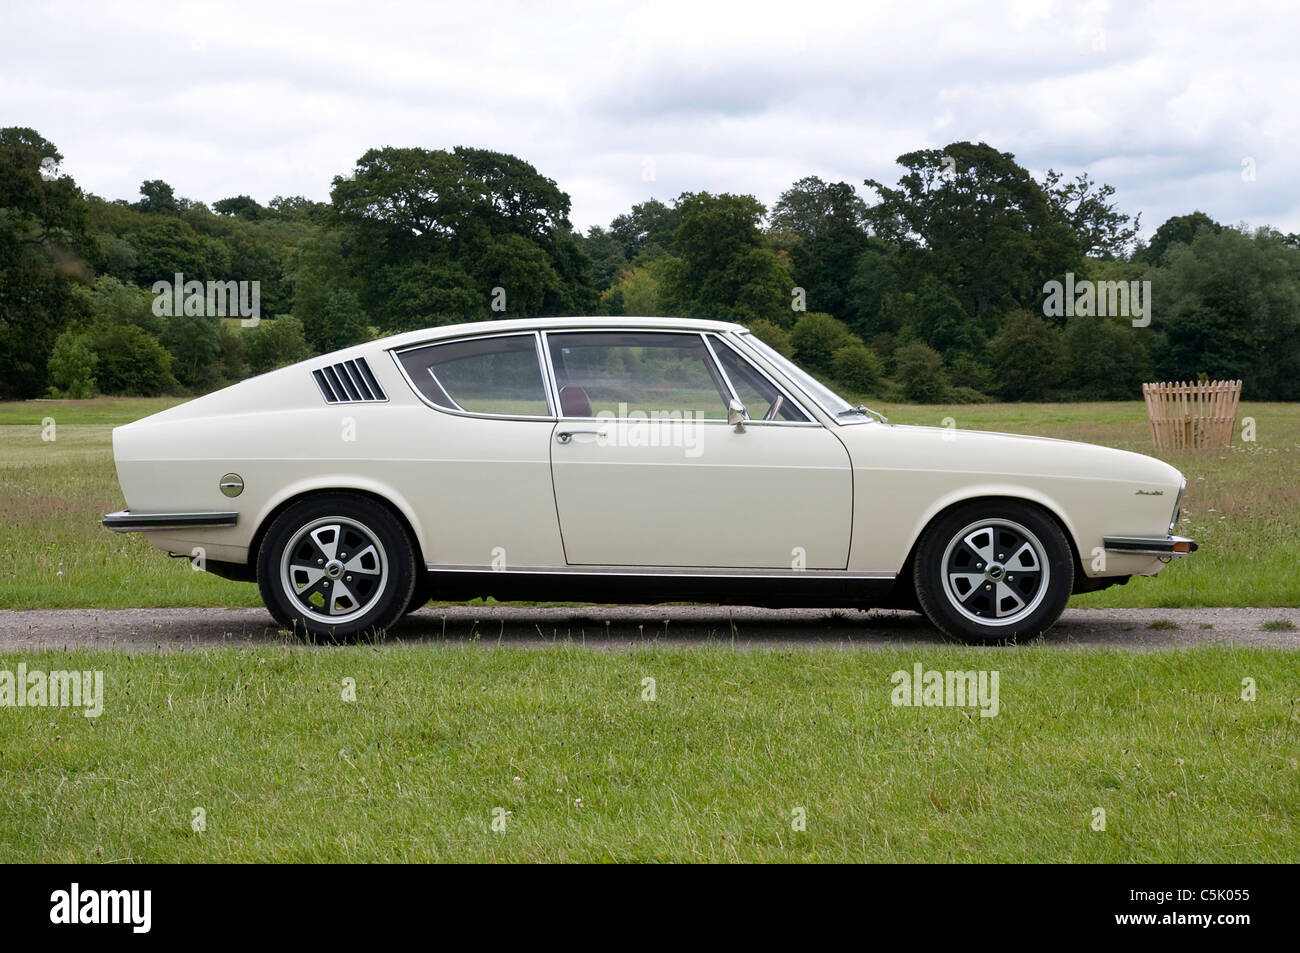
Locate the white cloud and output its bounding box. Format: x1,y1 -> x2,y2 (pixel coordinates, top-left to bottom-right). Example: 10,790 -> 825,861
2,0 -> 1297,236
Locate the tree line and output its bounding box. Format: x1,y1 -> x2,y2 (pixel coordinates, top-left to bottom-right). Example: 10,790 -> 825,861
3,126 -> 1297,404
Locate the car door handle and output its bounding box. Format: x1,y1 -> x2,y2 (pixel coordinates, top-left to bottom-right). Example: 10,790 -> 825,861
556,429 -> 605,444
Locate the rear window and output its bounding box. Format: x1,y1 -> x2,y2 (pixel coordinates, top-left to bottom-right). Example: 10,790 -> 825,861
396,333 -> 551,416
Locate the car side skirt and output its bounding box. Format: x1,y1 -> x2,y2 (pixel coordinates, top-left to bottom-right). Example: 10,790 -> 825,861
424,565 -> 904,609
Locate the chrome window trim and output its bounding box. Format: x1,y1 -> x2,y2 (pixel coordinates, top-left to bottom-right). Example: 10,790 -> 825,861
390,330 -> 558,422
541,328 -> 736,422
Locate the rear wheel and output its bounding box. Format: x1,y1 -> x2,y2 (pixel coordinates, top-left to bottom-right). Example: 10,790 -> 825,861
913,500 -> 1073,643
257,493 -> 416,640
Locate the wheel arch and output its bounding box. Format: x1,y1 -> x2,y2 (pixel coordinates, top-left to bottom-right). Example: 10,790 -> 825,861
248,480 -> 428,574
895,491 -> 1085,590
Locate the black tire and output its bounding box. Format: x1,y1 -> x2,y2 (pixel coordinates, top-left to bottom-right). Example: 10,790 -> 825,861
912,500 -> 1073,643
257,493 -> 417,641
403,572 -> 434,616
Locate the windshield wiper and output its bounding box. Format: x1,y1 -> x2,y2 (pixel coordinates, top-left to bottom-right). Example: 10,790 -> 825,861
839,404 -> 888,424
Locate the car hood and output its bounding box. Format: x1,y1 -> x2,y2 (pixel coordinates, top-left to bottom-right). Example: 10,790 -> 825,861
840,422 -> 1183,489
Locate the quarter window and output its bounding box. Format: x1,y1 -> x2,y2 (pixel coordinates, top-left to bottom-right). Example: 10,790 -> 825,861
711,336 -> 810,422
397,334 -> 550,416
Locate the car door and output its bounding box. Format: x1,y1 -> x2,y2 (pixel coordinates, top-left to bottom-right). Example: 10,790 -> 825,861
392,331 -> 567,569
545,329 -> 853,569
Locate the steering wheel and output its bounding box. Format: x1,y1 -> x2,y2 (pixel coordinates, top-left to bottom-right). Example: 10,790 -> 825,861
763,395 -> 784,421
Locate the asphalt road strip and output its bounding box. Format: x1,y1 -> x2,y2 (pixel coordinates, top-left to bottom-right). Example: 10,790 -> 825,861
0,605 -> 1296,651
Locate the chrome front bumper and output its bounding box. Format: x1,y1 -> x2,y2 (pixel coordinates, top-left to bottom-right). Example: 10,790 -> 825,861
1103,535 -> 1198,557
102,510 -> 239,532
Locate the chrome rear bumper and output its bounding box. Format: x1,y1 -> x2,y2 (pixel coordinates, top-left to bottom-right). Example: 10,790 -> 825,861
102,510 -> 239,533
1103,535 -> 1198,557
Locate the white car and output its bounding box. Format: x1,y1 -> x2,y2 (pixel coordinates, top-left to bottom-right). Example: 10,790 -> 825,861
104,316 -> 1196,641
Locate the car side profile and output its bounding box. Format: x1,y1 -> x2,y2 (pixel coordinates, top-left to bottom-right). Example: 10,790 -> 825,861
103,316 -> 1196,641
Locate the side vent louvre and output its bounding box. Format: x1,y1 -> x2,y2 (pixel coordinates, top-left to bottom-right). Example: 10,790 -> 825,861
312,357 -> 387,403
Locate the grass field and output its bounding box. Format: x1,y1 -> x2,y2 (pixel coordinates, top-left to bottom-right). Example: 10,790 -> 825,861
0,396 -> 1296,610
0,644 -> 1295,863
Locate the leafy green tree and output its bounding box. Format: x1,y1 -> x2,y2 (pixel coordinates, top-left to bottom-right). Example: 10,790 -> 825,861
609,198 -> 680,260
213,195 -> 268,220
479,233 -> 561,315
1135,211 -> 1222,265
791,312 -> 855,374
126,216 -> 231,286
831,342 -> 884,393
47,328 -> 97,398
988,309 -> 1066,400
894,341 -> 949,402
453,146 -> 572,238
1151,226 -> 1300,399
244,316 -> 312,375
601,261 -> 667,316
844,240 -> 903,339
1063,316 -> 1151,399
96,232 -> 139,281
577,225 -> 627,291
0,127 -> 95,398
161,313 -> 222,389
770,176 -> 869,239
1041,169 -> 1140,259
84,275 -> 161,334
90,322 -> 176,395
135,179 -> 180,215
865,142 -> 1081,320
378,258 -> 485,332
658,192 -> 792,325
332,146 -> 582,325
290,232 -> 369,350
899,274 -> 983,356
772,177 -> 873,322
267,195 -> 332,224
215,323 -> 249,384
303,287 -> 368,353
745,318 -> 794,357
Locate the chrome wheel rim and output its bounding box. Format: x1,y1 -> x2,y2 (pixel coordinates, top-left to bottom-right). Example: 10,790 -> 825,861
279,516 -> 388,625
940,518 -> 1050,627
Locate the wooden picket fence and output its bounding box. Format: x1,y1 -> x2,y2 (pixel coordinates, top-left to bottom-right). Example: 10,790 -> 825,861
1142,379 -> 1242,449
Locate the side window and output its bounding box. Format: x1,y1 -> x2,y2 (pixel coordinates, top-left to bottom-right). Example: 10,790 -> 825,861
711,337 -> 810,422
546,331 -> 731,419
396,334 -> 550,416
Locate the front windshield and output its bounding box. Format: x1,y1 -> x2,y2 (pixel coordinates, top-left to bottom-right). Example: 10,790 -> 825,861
738,332 -> 872,423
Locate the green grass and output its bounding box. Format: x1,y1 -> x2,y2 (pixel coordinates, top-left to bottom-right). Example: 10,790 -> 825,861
0,396 -> 1297,609
1,644 -> 1295,862
1261,619 -> 1297,632
0,396 -> 185,426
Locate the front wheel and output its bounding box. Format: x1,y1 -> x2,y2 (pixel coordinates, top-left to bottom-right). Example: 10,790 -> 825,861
913,501 -> 1073,643
257,493 -> 417,640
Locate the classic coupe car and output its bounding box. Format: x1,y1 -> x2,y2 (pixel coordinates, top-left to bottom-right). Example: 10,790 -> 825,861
103,316 -> 1196,641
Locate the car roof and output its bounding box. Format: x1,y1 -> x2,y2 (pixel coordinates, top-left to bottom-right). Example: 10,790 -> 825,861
375,316 -> 749,351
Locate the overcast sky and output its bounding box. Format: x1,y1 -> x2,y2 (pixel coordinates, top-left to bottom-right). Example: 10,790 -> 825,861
3,0 -> 1295,238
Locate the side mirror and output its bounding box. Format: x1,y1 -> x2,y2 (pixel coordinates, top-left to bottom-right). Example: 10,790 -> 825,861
728,398 -> 747,433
